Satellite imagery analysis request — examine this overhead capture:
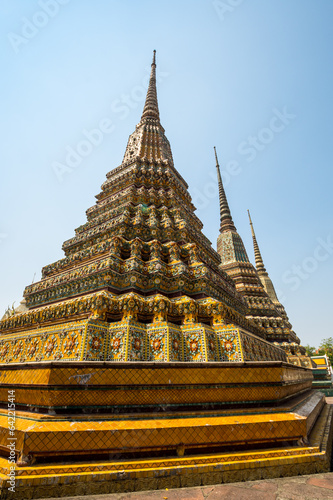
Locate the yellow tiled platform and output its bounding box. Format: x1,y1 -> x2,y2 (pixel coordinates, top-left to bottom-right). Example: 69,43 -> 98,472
0,361 -> 330,499
0,400 -> 331,499
0,409 -> 308,460
0,361 -> 313,411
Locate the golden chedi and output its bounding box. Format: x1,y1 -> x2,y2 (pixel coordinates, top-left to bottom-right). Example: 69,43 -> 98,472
0,52 -> 331,499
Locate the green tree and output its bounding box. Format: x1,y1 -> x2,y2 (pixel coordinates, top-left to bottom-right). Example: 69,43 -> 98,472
318,337 -> 333,365
305,344 -> 316,357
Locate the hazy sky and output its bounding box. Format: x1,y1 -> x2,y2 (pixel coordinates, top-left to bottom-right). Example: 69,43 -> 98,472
1,0 -> 332,347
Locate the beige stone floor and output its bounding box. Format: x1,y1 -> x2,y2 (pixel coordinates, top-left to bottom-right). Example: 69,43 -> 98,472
45,473 -> 333,500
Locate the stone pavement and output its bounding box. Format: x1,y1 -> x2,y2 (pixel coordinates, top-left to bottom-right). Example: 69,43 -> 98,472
47,473 -> 333,500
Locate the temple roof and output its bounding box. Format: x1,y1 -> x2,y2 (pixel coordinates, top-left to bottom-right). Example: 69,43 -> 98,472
1,298 -> 28,321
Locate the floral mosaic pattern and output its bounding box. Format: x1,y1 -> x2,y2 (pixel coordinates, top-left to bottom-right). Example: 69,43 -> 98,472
183,329 -> 205,362
205,329 -> 218,361
216,329 -> 241,362
11,340 -> 25,362
43,335 -> 59,359
168,327 -> 182,361
148,328 -> 166,361
26,338 -> 41,361
0,313 -> 288,365
82,322 -> 109,361
128,326 -> 146,361
107,325 -> 128,361
0,322 -> 87,365
62,330 -> 82,359
0,341 -> 10,362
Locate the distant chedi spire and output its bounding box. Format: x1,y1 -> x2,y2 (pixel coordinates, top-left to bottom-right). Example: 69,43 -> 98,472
247,210 -> 286,312
214,148 -> 299,345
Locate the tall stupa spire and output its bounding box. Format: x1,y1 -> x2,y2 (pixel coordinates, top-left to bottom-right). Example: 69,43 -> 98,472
247,210 -> 266,274
141,50 -> 160,121
214,147 -> 236,233
121,51 -> 175,166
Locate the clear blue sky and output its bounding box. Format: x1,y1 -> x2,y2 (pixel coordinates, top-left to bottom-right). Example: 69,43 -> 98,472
0,0 -> 332,347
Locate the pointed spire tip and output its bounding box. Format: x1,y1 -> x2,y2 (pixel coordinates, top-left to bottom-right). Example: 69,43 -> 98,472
214,146 -> 236,233
248,212 -> 266,273
141,50 -> 159,121
247,209 -> 253,225
214,146 -> 219,167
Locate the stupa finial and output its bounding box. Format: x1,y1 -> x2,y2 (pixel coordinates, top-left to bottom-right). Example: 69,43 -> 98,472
214,147 -> 236,233
141,50 -> 160,121
247,210 -> 266,273
214,145 -> 219,167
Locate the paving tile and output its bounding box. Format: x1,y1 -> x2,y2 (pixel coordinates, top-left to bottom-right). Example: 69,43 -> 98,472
204,484 -> 276,500
44,474 -> 333,500
248,481 -> 278,493
277,480 -> 333,499
47,487 -> 207,500
307,473 -> 333,491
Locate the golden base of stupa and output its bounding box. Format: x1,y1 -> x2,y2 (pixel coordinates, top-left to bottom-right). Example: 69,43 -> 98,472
0,361 -> 331,498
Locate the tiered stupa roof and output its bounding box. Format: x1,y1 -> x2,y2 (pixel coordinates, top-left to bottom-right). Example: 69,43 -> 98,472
21,53 -> 245,321
1,52 -> 279,356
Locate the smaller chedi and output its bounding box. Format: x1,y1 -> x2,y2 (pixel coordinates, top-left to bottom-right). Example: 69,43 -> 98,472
214,146 -> 311,368
0,52 -> 331,499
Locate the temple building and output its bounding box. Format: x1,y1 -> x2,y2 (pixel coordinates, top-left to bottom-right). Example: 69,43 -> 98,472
0,52 -> 331,499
